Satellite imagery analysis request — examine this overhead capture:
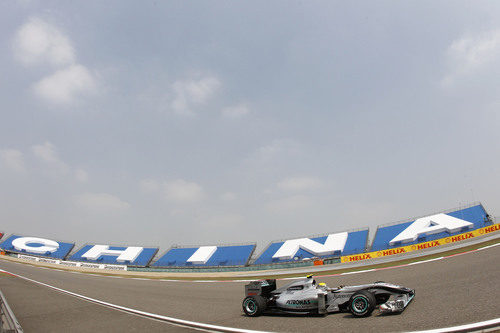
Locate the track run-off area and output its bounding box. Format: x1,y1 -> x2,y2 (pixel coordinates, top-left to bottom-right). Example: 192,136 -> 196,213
0,242 -> 498,332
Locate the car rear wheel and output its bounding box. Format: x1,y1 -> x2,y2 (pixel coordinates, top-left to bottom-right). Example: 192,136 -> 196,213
242,296 -> 267,317
349,290 -> 376,317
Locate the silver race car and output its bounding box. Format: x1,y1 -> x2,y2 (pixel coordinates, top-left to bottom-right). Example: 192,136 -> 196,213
242,275 -> 414,317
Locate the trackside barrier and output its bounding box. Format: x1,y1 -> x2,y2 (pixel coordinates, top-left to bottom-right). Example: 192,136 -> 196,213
16,255 -> 127,271
0,290 -> 23,333
132,257 -> 341,273
341,223 -> 500,263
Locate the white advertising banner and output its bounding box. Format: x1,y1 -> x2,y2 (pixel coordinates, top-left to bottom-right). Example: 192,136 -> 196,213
16,254 -> 127,271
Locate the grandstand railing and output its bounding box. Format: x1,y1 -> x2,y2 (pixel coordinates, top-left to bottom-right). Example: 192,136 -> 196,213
129,257 -> 341,273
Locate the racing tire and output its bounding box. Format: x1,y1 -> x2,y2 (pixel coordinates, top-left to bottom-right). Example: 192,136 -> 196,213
242,296 -> 267,317
349,290 -> 376,317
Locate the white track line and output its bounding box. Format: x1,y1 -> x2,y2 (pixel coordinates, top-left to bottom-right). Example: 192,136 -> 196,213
407,257 -> 443,266
408,318 -> 500,333
0,269 -> 268,333
340,269 -> 375,275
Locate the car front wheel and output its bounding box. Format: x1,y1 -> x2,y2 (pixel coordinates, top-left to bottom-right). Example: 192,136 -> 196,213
349,290 -> 376,317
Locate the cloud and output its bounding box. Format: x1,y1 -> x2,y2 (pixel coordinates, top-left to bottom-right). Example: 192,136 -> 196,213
164,179 -> 203,203
266,195 -> 313,214
171,76 -> 221,115
205,213 -> 245,229
31,141 -> 87,181
12,18 -> 98,106
32,141 -> 61,163
442,29 -> 500,86
256,139 -> 302,158
278,176 -> 323,192
33,64 -> 97,105
75,192 -> 130,212
139,179 -> 161,193
13,17 -> 75,67
221,104 -> 250,118
246,139 -> 303,167
220,191 -> 236,201
0,149 -> 26,173
32,141 -> 69,173
74,168 -> 88,183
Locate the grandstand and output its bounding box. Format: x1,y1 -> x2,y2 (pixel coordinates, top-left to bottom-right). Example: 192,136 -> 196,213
152,244 -> 255,267
370,203 -> 491,251
0,202 -> 498,271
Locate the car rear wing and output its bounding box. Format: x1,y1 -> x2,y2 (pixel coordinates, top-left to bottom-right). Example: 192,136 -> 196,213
245,279 -> 276,297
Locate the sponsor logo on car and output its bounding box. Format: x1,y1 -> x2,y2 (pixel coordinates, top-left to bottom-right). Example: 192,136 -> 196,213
286,300 -> 312,305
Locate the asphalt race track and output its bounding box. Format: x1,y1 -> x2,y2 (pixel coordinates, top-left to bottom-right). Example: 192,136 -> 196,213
0,244 -> 498,333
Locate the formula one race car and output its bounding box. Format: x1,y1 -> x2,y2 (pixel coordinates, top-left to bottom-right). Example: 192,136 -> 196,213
242,275 -> 414,317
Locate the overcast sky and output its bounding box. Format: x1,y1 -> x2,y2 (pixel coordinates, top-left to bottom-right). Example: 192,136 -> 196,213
0,1 -> 499,251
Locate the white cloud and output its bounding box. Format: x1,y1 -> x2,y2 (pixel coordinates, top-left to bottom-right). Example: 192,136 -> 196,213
12,18 -> 98,107
139,179 -> 161,193
32,141 -> 60,163
32,141 -> 69,173
171,76 -> 221,115
220,191 -> 236,201
32,141 -> 86,181
205,213 -> 245,229
75,192 -> 130,212
256,139 -> 302,157
0,149 -> 26,173
266,195 -> 313,214
278,176 -> 323,192
74,168 -> 88,183
13,17 -> 75,67
246,139 -> 303,167
33,64 -> 97,105
164,179 -> 203,203
442,29 -> 500,86
221,104 -> 250,118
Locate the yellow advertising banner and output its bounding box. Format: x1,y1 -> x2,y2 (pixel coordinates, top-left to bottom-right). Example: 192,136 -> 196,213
341,223 -> 500,263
